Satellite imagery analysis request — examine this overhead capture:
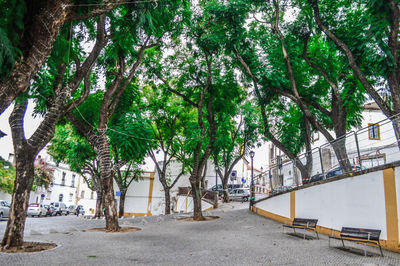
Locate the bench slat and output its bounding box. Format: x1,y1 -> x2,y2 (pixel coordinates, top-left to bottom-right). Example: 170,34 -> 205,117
292,218 -> 318,228
340,227 -> 381,241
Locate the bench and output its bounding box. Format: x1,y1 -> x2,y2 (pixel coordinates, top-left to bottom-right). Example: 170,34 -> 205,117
329,227 -> 383,257
282,218 -> 319,239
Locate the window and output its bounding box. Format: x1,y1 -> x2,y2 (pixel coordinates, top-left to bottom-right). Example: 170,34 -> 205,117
69,193 -> 73,202
368,123 -> 380,140
90,191 -> 94,199
81,190 -> 85,199
59,194 -> 64,202
71,174 -> 75,188
61,172 -> 66,186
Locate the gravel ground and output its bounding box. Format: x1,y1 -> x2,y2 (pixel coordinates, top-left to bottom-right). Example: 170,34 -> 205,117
0,202 -> 400,265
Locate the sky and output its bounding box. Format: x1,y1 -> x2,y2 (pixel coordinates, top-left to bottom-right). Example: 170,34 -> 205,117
0,100 -> 270,172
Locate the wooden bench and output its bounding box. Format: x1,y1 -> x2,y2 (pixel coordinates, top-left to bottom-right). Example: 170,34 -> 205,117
329,227 -> 383,257
282,218 -> 319,239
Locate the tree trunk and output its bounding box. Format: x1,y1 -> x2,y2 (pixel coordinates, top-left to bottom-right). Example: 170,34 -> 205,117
331,138 -> 352,173
97,133 -> 119,231
392,119 -> 400,150
190,176 -> 204,221
164,188 -> 171,215
95,190 -> 103,218
0,0 -> 69,115
118,190 -> 126,218
222,181 -> 230,203
1,153 -> 35,249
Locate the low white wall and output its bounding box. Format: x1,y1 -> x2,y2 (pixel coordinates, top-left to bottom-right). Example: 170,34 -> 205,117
176,195 -> 213,213
255,192 -> 291,219
254,164 -> 400,249
295,171 -> 387,239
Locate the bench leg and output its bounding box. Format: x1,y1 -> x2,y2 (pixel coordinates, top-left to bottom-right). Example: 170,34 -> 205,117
293,228 -> 296,235
328,237 -> 330,247
364,243 -> 367,257
379,244 -> 383,257
315,231 -> 319,240
341,239 -> 345,248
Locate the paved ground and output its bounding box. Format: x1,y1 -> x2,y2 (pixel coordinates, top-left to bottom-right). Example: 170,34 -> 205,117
0,202 -> 400,265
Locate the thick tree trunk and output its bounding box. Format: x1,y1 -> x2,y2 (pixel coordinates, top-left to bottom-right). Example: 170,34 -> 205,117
392,119 -> 400,150
97,133 -> 119,231
190,176 -> 204,221
164,188 -> 171,215
1,153 -> 35,249
331,138 -> 352,172
118,190 -> 126,218
0,0 -> 69,115
95,190 -> 103,218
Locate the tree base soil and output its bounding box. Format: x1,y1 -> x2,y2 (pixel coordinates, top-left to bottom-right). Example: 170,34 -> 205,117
82,227 -> 141,233
178,216 -> 219,222
0,242 -> 57,253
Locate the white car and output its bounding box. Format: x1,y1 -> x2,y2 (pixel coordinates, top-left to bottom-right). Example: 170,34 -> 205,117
27,203 -> 47,217
0,200 -> 10,219
50,202 -> 69,216
229,188 -> 251,202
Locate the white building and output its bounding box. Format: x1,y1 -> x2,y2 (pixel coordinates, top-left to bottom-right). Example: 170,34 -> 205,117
267,103 -> 400,188
29,156 -> 79,207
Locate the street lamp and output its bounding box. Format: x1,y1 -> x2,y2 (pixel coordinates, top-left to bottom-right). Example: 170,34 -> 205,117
249,150 -> 255,208
215,165 -> 219,191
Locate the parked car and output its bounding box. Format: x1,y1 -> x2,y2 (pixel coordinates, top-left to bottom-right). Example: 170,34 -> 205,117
0,200 -> 10,219
27,203 -> 47,217
68,205 -> 76,215
310,173 -> 324,183
325,165 -> 366,178
229,188 -> 250,202
50,202 -> 69,216
211,184 -> 242,196
43,204 -> 56,216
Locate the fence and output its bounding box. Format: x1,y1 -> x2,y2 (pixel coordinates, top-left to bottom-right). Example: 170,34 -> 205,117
254,114 -> 400,200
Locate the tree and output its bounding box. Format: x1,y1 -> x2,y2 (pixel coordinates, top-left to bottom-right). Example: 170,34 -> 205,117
66,0 -> 185,230
206,0 -> 364,174
143,84 -> 191,215
306,0 -> 400,141
47,123 -> 104,217
0,0 -> 141,115
213,101 -> 259,202
150,27 -> 244,220
1,15 -> 106,250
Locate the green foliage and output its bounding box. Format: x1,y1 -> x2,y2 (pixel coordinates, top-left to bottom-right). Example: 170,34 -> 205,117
0,0 -> 26,80
48,124 -> 95,174
32,161 -> 54,191
108,109 -> 152,162
0,157 -> 15,194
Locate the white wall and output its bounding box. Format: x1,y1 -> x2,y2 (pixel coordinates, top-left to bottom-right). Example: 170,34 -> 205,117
255,192 -> 291,218
296,171 -> 387,238
254,166 -> 400,242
